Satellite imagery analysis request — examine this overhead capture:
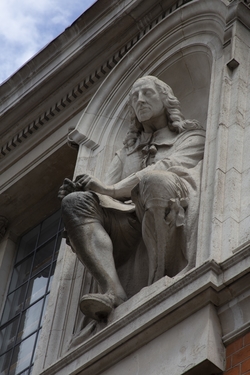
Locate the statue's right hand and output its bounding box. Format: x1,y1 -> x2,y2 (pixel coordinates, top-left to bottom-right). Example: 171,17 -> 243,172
58,178 -> 76,200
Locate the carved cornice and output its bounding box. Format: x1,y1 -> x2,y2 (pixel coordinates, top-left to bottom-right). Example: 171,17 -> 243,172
226,0 -> 250,28
0,0 -> 194,160
0,56 -> 122,158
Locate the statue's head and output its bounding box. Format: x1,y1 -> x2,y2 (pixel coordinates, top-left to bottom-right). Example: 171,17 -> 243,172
128,76 -> 188,133
124,75 -> 201,147
129,76 -> 166,124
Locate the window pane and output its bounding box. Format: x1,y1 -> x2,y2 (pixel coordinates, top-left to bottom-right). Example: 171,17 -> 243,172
9,333 -> 36,375
16,300 -> 43,344
9,255 -> 33,293
38,211 -> 61,246
30,329 -> 41,371
0,349 -> 12,375
18,368 -> 30,375
0,210 -> 62,375
1,284 -> 28,324
31,239 -> 56,277
0,317 -> 19,355
16,227 -> 39,263
25,267 -> 50,308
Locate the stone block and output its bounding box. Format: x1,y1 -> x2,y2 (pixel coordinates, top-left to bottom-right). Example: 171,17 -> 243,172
221,217 -> 239,260
239,215 -> 250,245
240,167 -> 250,221
223,168 -> 242,223
100,305 -> 224,375
212,168 -> 226,223
242,126 -> 250,173
218,288 -> 250,347
207,217 -> 223,264
226,124 -> 244,174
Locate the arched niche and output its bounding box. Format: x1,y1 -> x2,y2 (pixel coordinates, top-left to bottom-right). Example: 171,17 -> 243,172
48,0 -> 227,359
106,45 -> 213,166
157,47 -> 212,129
69,0 -> 224,180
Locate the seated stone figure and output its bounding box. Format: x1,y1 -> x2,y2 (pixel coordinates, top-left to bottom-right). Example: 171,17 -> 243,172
58,76 -> 205,321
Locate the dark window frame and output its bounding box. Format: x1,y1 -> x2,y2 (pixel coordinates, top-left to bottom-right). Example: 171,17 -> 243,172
0,211 -> 63,375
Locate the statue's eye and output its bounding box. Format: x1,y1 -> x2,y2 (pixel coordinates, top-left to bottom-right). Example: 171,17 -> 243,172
144,90 -> 153,96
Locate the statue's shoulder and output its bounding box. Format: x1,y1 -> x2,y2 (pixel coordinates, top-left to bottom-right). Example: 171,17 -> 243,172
177,127 -> 206,141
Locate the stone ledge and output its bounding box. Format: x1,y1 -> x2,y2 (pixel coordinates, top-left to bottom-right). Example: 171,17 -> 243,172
38,246 -> 250,375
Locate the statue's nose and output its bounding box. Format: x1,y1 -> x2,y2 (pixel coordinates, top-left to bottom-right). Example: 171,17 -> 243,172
137,91 -> 146,102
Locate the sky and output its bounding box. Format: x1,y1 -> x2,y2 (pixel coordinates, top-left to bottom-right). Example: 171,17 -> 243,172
0,0 -> 97,84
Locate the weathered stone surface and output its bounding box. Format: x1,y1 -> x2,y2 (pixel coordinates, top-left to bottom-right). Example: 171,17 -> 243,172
0,216 -> 8,240
59,76 -> 205,321
8,2 -> 250,375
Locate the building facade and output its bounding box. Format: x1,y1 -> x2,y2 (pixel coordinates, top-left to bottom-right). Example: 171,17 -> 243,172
1,0 -> 250,374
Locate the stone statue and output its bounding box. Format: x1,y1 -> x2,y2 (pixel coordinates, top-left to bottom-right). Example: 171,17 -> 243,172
58,76 -> 205,321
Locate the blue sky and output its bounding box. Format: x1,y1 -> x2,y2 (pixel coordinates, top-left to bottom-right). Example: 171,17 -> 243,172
0,0 -> 97,84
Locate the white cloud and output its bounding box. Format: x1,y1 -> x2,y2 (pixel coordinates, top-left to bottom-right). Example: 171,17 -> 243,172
0,0 -> 97,84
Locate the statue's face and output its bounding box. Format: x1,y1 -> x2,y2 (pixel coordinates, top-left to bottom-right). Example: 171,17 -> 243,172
130,79 -> 165,123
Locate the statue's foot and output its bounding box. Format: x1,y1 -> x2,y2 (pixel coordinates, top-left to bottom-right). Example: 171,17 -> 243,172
79,293 -> 125,321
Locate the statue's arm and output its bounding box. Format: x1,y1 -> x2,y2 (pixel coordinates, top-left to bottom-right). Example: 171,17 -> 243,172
69,173 -> 139,201
104,152 -> 123,185
58,133 -> 205,201
58,149 -> 139,201
105,133 -> 205,198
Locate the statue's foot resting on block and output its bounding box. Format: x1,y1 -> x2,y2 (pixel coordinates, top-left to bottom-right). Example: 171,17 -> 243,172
79,293 -> 126,321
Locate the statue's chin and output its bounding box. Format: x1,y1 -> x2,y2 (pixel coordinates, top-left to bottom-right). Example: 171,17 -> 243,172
137,110 -> 152,123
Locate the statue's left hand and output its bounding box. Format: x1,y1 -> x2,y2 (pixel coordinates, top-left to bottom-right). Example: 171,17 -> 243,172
58,178 -> 76,200
75,174 -> 107,195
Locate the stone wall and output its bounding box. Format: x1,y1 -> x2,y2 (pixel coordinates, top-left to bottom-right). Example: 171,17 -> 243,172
1,1 -> 250,375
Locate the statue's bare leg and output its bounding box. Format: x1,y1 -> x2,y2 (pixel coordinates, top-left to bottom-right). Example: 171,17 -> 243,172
66,222 -> 127,320
69,222 -> 127,299
61,192 -> 127,320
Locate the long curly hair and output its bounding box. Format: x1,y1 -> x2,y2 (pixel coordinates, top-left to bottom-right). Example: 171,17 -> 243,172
124,75 -> 202,147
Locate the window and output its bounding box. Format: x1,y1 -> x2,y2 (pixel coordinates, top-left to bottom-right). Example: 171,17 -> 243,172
0,211 -> 63,375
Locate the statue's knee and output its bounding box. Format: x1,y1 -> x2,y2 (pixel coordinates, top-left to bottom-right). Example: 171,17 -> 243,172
61,191 -> 96,216
140,171 -> 171,187
61,192 -> 77,219
62,191 -> 80,210
139,172 -> 173,197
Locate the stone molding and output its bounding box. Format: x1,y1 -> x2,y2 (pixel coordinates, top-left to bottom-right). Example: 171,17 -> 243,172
36,243 -> 250,375
0,52 -> 126,159
2,0 -> 250,162
0,0 -> 196,160
218,241 -> 250,345
224,0 -> 250,47
69,0 -> 226,150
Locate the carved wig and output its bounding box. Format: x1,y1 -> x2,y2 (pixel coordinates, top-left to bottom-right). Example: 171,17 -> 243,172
124,75 -> 203,148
